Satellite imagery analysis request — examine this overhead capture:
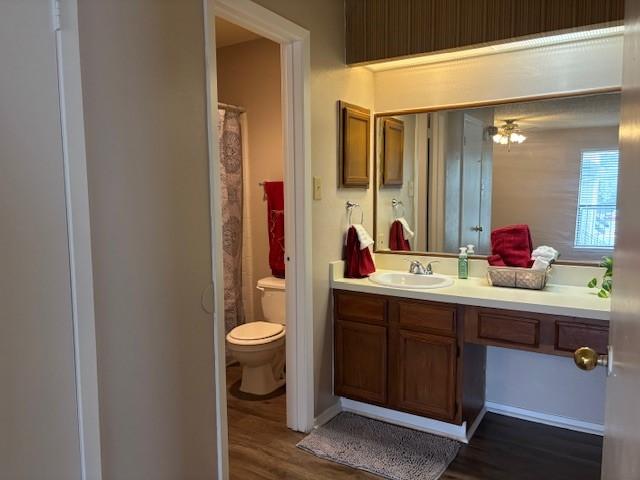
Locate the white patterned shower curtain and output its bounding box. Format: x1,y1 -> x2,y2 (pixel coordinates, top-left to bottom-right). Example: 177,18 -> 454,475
218,108 -> 245,335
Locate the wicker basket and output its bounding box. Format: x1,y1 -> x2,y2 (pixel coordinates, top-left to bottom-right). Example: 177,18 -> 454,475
487,266 -> 550,290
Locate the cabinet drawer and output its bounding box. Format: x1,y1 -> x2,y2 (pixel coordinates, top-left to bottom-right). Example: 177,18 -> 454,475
556,321 -> 609,355
334,290 -> 386,325
477,312 -> 539,347
396,300 -> 456,336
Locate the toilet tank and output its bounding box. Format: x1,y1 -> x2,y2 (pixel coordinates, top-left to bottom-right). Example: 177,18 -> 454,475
257,276 -> 286,325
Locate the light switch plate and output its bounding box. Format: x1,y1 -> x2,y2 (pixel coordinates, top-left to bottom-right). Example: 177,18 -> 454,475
313,176 -> 322,200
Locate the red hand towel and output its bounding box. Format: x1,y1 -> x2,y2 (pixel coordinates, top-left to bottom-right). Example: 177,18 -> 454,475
389,220 -> 411,251
263,181 -> 285,278
344,226 -> 376,278
489,224 -> 534,268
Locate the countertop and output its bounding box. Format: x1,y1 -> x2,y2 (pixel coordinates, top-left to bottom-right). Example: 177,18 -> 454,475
330,263 -> 610,321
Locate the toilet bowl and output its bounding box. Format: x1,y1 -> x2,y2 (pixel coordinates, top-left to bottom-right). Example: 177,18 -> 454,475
226,276 -> 286,395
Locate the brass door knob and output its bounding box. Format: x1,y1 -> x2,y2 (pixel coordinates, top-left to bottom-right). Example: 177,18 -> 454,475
574,347 -> 607,371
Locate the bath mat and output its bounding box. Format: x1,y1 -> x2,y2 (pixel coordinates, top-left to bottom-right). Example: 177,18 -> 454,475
297,412 -> 460,480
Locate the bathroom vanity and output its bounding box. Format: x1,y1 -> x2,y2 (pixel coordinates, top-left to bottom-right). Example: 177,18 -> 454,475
331,264 -> 610,440
333,83 -> 618,442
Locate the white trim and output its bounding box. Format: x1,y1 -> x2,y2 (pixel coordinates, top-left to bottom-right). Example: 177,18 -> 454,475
206,0 -> 314,477
56,1 -> 102,479
211,0 -> 308,44
485,402 -> 604,436
314,402 -> 343,428
202,2 -> 229,478
340,398 -> 473,443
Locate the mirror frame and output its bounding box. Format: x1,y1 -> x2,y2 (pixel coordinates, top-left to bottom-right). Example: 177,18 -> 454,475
372,87 -> 621,267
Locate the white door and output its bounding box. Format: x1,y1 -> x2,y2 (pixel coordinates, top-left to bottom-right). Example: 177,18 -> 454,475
601,0 -> 640,477
0,1 -> 82,478
460,115 -> 484,248
77,1 -> 218,478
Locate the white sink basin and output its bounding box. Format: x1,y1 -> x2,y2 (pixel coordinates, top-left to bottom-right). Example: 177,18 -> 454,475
369,272 -> 454,289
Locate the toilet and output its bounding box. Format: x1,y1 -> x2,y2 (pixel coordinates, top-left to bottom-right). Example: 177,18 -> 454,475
226,276 -> 286,395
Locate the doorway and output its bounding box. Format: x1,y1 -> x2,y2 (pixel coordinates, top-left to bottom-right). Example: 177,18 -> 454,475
204,1 -> 313,477
215,13 -> 290,474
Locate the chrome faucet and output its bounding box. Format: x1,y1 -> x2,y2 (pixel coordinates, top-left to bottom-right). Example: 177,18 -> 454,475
409,260 -> 439,275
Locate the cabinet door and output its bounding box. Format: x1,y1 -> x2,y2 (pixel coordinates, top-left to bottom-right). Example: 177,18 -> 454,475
335,320 -> 388,405
392,330 -> 457,422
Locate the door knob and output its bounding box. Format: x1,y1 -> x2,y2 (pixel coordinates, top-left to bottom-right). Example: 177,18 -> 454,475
201,283 -> 214,314
573,346 -> 608,371
471,225 -> 483,232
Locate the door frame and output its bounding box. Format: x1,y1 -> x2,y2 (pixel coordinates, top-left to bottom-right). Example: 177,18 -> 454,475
55,1 -> 102,479
203,0 -> 314,477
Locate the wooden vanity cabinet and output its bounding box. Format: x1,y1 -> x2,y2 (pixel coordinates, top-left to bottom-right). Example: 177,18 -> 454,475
389,328 -> 458,421
388,299 -> 461,423
333,289 -> 609,428
463,306 -> 610,356
334,291 -> 388,405
333,290 -> 484,425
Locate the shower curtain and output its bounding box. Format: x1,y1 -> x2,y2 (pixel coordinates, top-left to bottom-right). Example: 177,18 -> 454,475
218,108 -> 245,335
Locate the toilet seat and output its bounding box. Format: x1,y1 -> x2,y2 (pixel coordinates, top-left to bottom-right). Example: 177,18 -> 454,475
227,321 -> 285,346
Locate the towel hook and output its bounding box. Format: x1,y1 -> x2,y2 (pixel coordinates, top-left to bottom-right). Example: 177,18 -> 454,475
392,198 -> 405,219
345,201 -> 364,225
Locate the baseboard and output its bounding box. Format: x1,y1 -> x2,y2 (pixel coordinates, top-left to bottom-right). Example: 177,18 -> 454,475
485,402 -> 604,436
340,398 -> 471,443
314,401 -> 342,428
465,407 -> 487,440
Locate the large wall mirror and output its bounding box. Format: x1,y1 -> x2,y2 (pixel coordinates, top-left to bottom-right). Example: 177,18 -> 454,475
374,92 -> 621,263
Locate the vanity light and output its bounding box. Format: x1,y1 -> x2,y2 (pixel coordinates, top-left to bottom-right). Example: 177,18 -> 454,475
491,120 -> 527,150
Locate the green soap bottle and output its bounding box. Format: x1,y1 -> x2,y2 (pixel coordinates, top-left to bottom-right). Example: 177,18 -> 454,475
458,246 -> 468,279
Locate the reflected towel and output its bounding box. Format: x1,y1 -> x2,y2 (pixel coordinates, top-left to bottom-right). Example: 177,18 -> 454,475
389,220 -> 411,251
488,224 -> 534,268
396,217 -> 414,239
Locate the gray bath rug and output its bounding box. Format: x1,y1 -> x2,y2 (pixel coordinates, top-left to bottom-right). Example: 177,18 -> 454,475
297,412 -> 460,480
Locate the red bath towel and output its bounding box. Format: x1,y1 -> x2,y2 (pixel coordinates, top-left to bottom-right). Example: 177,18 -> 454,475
488,224 -> 534,268
344,226 -> 376,278
389,220 -> 411,251
263,181 -> 285,278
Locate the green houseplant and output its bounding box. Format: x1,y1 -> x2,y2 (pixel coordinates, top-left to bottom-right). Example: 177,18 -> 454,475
588,256 -> 613,298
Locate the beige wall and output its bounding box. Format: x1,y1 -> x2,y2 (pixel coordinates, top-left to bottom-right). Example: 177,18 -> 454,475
216,38 -> 283,322
79,1 -> 217,478
250,0 -> 375,415
492,126 -> 619,261
1,1 -> 81,477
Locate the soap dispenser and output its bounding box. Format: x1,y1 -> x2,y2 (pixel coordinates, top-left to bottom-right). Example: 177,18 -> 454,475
458,247 -> 469,279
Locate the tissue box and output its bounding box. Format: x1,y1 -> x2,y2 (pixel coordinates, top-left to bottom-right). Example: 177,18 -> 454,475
487,266 -> 549,290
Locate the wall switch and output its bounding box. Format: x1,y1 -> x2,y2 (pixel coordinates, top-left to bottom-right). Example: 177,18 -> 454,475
313,176 -> 322,200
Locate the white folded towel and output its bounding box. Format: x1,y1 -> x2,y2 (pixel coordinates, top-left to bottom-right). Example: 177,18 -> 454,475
344,224 -> 374,250
396,217 -> 415,239
531,258 -> 551,271
531,246 -> 559,262
531,246 -> 559,271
